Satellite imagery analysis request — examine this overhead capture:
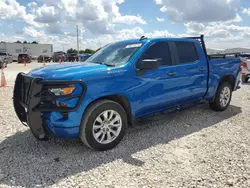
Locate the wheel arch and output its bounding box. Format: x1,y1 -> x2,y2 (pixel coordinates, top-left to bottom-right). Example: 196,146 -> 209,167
210,74 -> 235,102
219,74 -> 235,89
84,94 -> 134,126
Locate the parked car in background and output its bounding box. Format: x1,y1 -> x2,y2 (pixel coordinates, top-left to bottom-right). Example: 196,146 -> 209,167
13,35 -> 242,151
66,53 -> 79,62
37,55 -> 52,63
0,52 -> 13,64
18,53 -> 31,64
79,54 -> 92,62
31,56 -> 38,61
0,54 -> 8,68
52,52 -> 66,62
240,53 -> 250,83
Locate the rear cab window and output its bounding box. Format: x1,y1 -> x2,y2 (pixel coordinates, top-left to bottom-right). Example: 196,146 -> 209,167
175,41 -> 200,65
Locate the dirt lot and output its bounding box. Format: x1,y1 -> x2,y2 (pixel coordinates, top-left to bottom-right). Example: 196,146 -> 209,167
0,62 -> 250,188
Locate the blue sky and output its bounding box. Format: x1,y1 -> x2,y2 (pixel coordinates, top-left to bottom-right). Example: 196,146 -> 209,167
0,0 -> 250,51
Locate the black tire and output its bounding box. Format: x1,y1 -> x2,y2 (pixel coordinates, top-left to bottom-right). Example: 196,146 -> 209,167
241,75 -> 248,83
80,100 -> 127,151
209,82 -> 232,111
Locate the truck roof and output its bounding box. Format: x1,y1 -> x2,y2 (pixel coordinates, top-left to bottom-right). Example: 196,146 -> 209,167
115,37 -> 200,45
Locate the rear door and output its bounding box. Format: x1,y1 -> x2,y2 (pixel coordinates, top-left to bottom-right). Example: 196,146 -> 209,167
168,41 -> 208,103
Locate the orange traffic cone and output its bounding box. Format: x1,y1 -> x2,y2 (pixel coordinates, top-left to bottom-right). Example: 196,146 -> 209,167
0,68 -> 7,87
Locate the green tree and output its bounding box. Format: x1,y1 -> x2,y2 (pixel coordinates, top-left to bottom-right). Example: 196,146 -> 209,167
67,48 -> 78,54
15,40 -> 22,43
84,48 -> 95,54
79,50 -> 85,54
32,41 -> 38,44
23,41 -> 28,44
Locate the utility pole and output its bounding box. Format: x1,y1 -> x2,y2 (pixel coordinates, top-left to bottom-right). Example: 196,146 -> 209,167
76,25 -> 79,55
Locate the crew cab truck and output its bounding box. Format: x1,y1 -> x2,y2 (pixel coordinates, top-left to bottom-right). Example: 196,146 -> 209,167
13,35 -> 241,151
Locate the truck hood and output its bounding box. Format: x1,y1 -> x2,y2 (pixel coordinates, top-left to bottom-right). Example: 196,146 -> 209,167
27,62 -> 108,80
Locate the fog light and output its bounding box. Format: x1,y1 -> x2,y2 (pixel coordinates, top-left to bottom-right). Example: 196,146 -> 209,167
56,101 -> 67,108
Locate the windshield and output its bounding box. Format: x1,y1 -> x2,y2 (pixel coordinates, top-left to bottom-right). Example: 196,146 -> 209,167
87,41 -> 144,66
0,53 -> 7,56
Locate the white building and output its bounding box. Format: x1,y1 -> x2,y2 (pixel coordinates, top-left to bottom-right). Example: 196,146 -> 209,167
0,42 -> 53,61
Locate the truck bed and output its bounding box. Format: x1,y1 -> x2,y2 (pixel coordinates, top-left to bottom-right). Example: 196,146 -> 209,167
205,56 -> 241,99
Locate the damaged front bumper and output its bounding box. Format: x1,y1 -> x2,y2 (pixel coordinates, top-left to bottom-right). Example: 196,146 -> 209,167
13,72 -> 87,140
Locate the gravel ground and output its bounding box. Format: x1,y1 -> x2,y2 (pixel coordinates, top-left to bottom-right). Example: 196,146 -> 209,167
0,63 -> 250,188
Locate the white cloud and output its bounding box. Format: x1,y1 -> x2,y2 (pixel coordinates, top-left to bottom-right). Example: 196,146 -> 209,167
0,0 -> 41,27
35,5 -> 60,23
186,22 -> 240,38
160,6 -> 167,12
156,17 -> 165,22
242,8 -> 250,16
155,0 -> 240,23
114,15 -> 147,25
22,26 -> 45,38
184,20 -> 250,49
154,0 -> 162,5
0,33 -> 24,43
45,23 -> 64,34
30,0 -> 147,34
185,22 -> 205,34
27,2 -> 37,9
116,27 -> 144,40
0,0 -> 26,20
0,0 -> 147,35
146,30 -> 175,38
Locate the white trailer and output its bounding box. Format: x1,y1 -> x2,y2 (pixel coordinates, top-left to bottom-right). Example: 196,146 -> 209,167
0,42 -> 53,61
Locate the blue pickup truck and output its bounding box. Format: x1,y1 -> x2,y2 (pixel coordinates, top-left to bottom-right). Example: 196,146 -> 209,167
13,35 -> 241,151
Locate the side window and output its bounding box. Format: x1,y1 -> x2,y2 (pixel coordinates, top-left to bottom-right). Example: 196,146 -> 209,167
175,42 -> 199,64
141,42 -> 172,66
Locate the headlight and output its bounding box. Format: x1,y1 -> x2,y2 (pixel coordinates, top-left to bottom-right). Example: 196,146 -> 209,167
49,85 -> 76,96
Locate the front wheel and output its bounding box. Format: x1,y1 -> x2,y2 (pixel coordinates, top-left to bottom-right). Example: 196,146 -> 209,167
209,82 -> 232,111
80,100 -> 127,151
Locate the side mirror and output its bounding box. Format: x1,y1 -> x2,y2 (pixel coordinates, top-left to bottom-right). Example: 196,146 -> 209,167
136,59 -> 159,70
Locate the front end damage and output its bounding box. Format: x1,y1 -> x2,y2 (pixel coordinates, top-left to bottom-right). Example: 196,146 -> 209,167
13,72 -> 86,140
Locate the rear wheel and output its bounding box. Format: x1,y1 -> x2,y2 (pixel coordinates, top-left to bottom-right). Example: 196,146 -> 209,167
209,82 -> 232,111
80,100 -> 127,151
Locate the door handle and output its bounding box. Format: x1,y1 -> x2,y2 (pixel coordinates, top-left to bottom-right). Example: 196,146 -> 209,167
199,67 -> 207,71
168,72 -> 176,76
